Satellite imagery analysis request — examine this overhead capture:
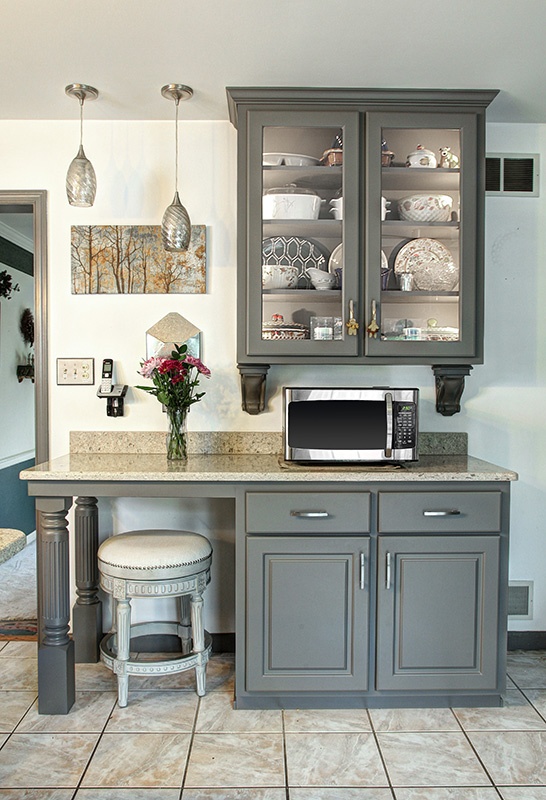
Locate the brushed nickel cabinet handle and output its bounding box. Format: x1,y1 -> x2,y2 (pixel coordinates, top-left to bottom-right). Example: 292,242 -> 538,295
290,510 -> 330,518
360,552 -> 366,590
423,509 -> 461,517
386,552 -> 392,590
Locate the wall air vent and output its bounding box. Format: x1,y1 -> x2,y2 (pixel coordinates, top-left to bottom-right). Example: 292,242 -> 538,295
508,581 -> 534,619
486,153 -> 540,196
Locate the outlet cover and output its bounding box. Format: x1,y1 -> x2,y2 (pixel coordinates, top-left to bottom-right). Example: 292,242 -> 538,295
56,358 -> 95,385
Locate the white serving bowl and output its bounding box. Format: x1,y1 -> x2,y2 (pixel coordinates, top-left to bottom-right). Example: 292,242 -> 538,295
262,264 -> 299,290
397,194 -> 453,222
263,152 -> 319,167
307,267 -> 337,290
263,187 -> 321,220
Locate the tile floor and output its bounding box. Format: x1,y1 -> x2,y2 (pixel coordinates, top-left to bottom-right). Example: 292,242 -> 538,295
0,644 -> 546,798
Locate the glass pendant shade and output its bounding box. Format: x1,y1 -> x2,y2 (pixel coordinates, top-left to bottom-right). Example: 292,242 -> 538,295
162,191 -> 191,251
66,144 -> 97,207
65,83 -> 99,208
161,84 -> 193,252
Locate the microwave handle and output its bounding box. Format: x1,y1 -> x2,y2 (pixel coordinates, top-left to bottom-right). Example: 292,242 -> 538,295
385,392 -> 393,458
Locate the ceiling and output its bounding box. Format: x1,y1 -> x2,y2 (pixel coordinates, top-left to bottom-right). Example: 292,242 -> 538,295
1,0 -> 545,124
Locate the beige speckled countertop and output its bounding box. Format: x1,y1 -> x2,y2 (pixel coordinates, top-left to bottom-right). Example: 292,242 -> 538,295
21,452 -> 517,484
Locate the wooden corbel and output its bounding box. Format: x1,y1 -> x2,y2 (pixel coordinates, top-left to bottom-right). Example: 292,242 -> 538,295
238,364 -> 269,415
432,365 -> 473,416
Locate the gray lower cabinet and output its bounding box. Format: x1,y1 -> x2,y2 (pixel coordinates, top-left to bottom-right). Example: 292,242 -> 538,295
238,482 -> 509,708
376,534 -> 500,691
246,536 -> 370,692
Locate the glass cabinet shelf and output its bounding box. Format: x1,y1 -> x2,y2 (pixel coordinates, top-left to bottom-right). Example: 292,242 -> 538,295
263,220 -> 342,238
262,165 -> 342,191
263,289 -> 341,299
381,291 -> 458,303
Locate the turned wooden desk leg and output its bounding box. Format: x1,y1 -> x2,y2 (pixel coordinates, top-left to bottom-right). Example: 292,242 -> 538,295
36,497 -> 75,715
73,496 -> 102,663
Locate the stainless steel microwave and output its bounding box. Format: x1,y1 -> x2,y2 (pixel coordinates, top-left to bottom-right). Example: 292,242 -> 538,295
283,387 -> 419,463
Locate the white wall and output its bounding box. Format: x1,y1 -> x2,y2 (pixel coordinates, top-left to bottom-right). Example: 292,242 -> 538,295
0,118 -> 544,632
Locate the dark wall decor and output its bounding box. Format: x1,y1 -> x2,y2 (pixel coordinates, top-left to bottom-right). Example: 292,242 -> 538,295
71,224 -> 206,294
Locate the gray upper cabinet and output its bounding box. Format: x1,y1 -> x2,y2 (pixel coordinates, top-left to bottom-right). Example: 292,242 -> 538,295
226,87 -> 498,414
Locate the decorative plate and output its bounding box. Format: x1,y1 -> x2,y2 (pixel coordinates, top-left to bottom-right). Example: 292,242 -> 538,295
328,243 -> 343,273
393,238 -> 458,291
262,236 -> 329,288
381,249 -> 393,289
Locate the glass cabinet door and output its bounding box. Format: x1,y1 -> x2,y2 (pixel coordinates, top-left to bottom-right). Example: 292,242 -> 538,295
365,112 -> 479,359
245,110 -> 360,358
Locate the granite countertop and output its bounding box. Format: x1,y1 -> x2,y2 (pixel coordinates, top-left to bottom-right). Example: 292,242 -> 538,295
21,452 -> 518,483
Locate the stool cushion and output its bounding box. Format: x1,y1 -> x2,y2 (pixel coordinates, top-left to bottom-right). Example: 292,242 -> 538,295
98,529 -> 212,581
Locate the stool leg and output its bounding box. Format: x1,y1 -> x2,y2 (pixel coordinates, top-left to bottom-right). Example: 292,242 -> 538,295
177,594 -> 192,655
190,592 -> 206,696
116,597 -> 131,707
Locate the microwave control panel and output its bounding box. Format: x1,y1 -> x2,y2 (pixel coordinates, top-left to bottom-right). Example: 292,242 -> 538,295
393,402 -> 417,448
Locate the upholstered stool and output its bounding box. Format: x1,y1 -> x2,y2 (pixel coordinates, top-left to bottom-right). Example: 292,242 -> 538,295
97,529 -> 212,707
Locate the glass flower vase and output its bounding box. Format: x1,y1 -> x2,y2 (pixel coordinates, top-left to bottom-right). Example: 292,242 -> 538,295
166,407 -> 189,462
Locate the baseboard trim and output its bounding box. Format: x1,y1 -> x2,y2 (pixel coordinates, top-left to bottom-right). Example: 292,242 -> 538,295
507,631 -> 546,651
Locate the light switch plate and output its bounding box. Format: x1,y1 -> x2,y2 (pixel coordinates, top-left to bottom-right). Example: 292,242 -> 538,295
56,358 -> 95,385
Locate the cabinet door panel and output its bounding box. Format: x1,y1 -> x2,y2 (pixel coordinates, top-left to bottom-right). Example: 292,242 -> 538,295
246,536 -> 369,692
245,109 -> 360,358
376,535 -> 500,691
365,111 -> 481,361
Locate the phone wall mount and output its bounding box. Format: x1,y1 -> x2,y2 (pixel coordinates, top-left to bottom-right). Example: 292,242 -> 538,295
97,384 -> 128,417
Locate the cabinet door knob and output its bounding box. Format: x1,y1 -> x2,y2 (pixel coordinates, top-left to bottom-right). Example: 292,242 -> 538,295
423,509 -> 461,516
290,510 -> 330,518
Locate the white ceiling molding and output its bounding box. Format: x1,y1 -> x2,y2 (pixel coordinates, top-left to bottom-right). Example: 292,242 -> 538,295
0,219 -> 34,253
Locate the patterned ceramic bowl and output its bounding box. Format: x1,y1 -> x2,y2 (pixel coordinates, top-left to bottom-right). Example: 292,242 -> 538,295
397,194 -> 453,223
262,264 -> 299,290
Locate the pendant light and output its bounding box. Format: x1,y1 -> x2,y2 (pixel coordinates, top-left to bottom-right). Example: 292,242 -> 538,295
65,83 -> 99,207
161,84 -> 193,252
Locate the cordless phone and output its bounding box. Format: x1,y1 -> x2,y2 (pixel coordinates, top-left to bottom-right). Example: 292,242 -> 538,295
100,359 -> 113,394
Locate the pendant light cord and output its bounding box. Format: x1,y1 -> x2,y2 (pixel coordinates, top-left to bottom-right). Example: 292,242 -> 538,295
79,97 -> 84,148
174,97 -> 180,195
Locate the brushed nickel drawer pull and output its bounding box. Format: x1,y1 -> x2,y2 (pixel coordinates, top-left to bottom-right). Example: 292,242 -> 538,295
423,509 -> 461,517
290,510 -> 330,518
359,552 -> 366,590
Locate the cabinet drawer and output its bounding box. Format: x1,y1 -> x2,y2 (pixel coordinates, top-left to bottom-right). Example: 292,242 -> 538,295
378,491 -> 502,533
246,492 -> 370,534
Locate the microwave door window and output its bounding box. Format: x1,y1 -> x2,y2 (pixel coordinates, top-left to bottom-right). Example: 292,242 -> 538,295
288,400 -> 387,451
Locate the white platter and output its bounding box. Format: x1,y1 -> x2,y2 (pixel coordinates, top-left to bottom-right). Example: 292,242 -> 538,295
328,243 -> 343,273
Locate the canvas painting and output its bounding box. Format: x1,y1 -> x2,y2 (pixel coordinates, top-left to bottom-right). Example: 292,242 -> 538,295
71,225 -> 206,294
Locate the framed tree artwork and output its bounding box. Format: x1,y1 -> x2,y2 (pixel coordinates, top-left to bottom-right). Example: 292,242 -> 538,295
71,225 -> 206,294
